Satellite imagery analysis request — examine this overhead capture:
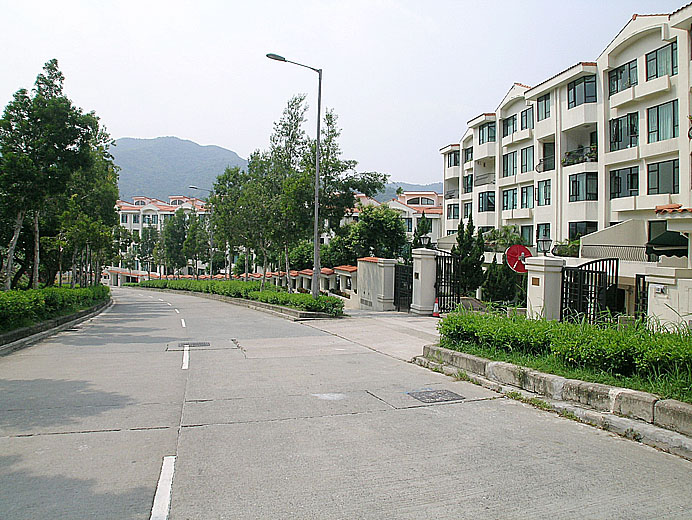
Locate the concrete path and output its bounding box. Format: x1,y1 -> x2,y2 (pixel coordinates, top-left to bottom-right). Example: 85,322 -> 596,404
0,288 -> 691,519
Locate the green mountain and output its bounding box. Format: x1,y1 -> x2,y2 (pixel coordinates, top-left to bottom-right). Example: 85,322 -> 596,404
373,181 -> 444,202
113,136 -> 248,201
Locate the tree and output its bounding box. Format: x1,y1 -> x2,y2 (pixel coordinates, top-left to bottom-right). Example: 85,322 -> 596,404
483,225 -> 525,252
412,212 -> 432,249
138,226 -> 159,279
352,204 -> 407,259
162,209 -> 188,277
183,213 -> 209,279
451,214 -> 485,296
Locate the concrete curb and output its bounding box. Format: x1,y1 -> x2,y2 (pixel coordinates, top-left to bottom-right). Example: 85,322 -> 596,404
131,287 -> 339,321
417,344 -> 692,460
0,299 -> 113,357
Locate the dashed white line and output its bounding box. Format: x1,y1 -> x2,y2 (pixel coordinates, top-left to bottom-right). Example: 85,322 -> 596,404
182,345 -> 189,370
158,298 -> 164,302
150,455 -> 176,520
167,302 -> 172,306
174,309 -> 179,314
180,319 -> 186,328
148,295 -> 154,299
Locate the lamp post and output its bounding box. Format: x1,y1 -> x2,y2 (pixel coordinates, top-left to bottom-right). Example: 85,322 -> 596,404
189,185 -> 214,277
267,52 -> 322,299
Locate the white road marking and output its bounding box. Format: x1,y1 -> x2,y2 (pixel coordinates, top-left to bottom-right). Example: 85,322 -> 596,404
148,295 -> 154,299
182,345 -> 189,370
158,298 -> 164,302
150,455 -> 176,520
174,309 -> 179,314
167,302 -> 172,306
181,319 -> 186,328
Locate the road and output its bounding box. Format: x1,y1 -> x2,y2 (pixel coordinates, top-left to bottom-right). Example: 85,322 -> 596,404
1,288 -> 691,519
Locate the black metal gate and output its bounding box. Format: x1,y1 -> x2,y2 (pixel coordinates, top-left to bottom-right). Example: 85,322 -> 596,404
634,274 -> 648,319
394,263 -> 413,312
435,251 -> 463,313
560,258 -> 621,323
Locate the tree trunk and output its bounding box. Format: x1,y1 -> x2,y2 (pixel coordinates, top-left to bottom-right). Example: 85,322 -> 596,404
3,208 -> 27,291
260,247 -> 268,291
284,243 -> 291,293
32,211 -> 40,289
11,264 -> 27,290
71,248 -> 77,288
244,244 -> 249,282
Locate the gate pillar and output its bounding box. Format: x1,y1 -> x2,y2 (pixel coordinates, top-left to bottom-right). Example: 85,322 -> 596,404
411,248 -> 437,316
526,256 -> 565,320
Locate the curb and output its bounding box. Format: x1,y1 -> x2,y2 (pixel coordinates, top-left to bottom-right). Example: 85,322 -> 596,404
416,345 -> 692,461
0,299 -> 113,357
130,287 -> 339,321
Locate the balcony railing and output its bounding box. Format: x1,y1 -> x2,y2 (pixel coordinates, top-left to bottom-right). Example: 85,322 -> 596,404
535,157 -> 555,172
580,244 -> 648,262
562,145 -> 597,167
445,190 -> 459,200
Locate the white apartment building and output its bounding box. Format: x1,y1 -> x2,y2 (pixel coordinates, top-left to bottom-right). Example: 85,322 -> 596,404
442,7 -> 691,255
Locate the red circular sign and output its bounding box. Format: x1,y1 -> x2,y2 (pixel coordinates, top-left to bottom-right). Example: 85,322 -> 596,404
505,245 -> 533,273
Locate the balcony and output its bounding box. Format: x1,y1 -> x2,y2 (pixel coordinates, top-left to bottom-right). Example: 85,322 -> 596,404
535,157 -> 555,173
561,145 -> 597,167
581,244 -> 648,263
444,190 -> 459,200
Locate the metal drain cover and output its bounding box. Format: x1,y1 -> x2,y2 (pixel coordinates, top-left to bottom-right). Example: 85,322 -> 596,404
179,342 -> 210,348
408,389 -> 464,403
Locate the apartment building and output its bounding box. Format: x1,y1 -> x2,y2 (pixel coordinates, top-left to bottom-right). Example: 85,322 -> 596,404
442,6 -> 691,258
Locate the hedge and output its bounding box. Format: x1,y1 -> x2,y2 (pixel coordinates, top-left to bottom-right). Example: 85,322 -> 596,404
439,309 -> 692,379
131,279 -> 344,317
0,285 -> 110,333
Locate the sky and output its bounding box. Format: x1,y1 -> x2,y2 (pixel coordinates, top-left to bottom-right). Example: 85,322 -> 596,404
0,0 -> 686,185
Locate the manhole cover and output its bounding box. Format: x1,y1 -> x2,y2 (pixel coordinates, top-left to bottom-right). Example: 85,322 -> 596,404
408,390 -> 464,403
178,342 -> 210,348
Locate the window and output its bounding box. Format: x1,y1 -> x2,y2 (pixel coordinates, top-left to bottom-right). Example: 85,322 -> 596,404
569,221 -> 597,241
447,151 -> 460,167
609,112 -> 638,151
542,142 -> 555,171
609,60 -> 638,96
521,225 -> 533,246
536,223 -> 551,241
648,100 -> 678,143
521,185 -> 534,209
132,214 -> 140,224
521,106 -> 534,130
646,41 -> 678,80
463,174 -> 473,193
567,75 -> 596,108
520,146 -> 534,173
134,200 -> 145,206
648,159 -> 679,195
479,122 -> 496,144
502,115 -> 517,137
502,151 -> 517,177
464,147 -> 473,163
120,214 -> 128,223
404,218 -> 413,232
537,94 -> 550,121
569,172 -> 598,202
537,180 -> 551,206
447,203 -> 459,219
610,167 -> 639,199
478,192 -> 495,212
407,197 -> 435,205
502,188 -> 517,210
152,215 -> 158,225
463,202 -> 472,218
478,226 -> 494,236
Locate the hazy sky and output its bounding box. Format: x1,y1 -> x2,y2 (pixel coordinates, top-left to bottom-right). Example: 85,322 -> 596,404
0,0 -> 685,185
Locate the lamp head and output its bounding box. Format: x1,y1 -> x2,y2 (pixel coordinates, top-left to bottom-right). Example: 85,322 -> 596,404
189,185 -> 199,190
266,53 -> 286,62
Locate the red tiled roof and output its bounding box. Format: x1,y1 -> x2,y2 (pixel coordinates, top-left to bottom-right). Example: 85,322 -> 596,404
334,265 -> 357,273
358,257 -> 379,263
655,203 -> 692,214
299,269 -> 313,276
514,82 -> 532,89
321,268 -> 334,275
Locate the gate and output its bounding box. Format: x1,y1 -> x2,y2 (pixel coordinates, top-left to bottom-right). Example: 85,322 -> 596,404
560,258 -> 621,323
394,263 -> 413,312
435,250 -> 463,313
634,274 -> 648,319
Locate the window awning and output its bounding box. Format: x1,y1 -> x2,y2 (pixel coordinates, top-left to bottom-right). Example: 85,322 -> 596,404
645,231 -> 689,257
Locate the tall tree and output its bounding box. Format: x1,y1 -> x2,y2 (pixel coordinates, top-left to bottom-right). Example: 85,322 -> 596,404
451,215 -> 486,296
138,226 -> 159,280
163,209 -> 188,277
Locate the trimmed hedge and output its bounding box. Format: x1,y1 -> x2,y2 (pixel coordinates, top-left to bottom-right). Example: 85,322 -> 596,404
132,279 -> 344,317
0,285 -> 110,333
439,309 -> 692,379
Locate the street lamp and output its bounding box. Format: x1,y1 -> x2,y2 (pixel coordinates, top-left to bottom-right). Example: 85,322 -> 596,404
536,237 -> 552,256
267,52 -> 322,299
189,185 -> 214,277
420,235 -> 431,248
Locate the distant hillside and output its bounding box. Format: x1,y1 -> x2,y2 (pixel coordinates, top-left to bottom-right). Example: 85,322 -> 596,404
373,182 -> 444,203
113,137 -> 248,201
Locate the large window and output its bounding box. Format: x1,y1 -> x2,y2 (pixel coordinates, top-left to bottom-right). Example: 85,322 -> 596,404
648,100 -> 678,143
537,180 -> 551,206
609,60 -> 637,96
609,112 -> 638,151
646,41 -> 678,80
463,202 -> 472,219
479,122 -> 496,144
537,94 -> 550,121
502,188 -> 517,211
447,203 -> 459,219
521,225 -> 533,246
569,172 -> 598,202
120,213 -> 128,223
536,223 -> 551,241
446,151 -> 460,167
567,75 -> 596,108
521,106 -> 534,130
502,151 -> 517,177
502,115 -> 517,137
463,147 -> 473,163
479,191 -> 495,212
542,142 -> 555,171
520,185 -> 534,209
132,214 -> 140,224
648,159 -> 679,195
143,214 -> 159,225
610,166 -> 639,199
404,218 -> 413,232
520,146 -> 534,173
463,174 -> 473,193
569,221 -> 597,241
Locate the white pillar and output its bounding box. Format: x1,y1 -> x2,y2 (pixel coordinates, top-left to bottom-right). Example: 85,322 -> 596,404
411,248 -> 437,316
377,258 -> 397,311
525,256 -> 565,320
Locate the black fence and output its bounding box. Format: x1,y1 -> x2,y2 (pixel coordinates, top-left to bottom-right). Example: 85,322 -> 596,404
435,250 -> 465,313
634,274 -> 648,319
560,258 -> 622,323
394,263 -> 413,312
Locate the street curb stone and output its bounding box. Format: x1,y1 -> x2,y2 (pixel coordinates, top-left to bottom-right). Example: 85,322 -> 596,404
655,400 -> 692,437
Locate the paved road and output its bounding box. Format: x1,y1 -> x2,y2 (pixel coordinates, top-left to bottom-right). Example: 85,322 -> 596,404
1,288 -> 691,519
